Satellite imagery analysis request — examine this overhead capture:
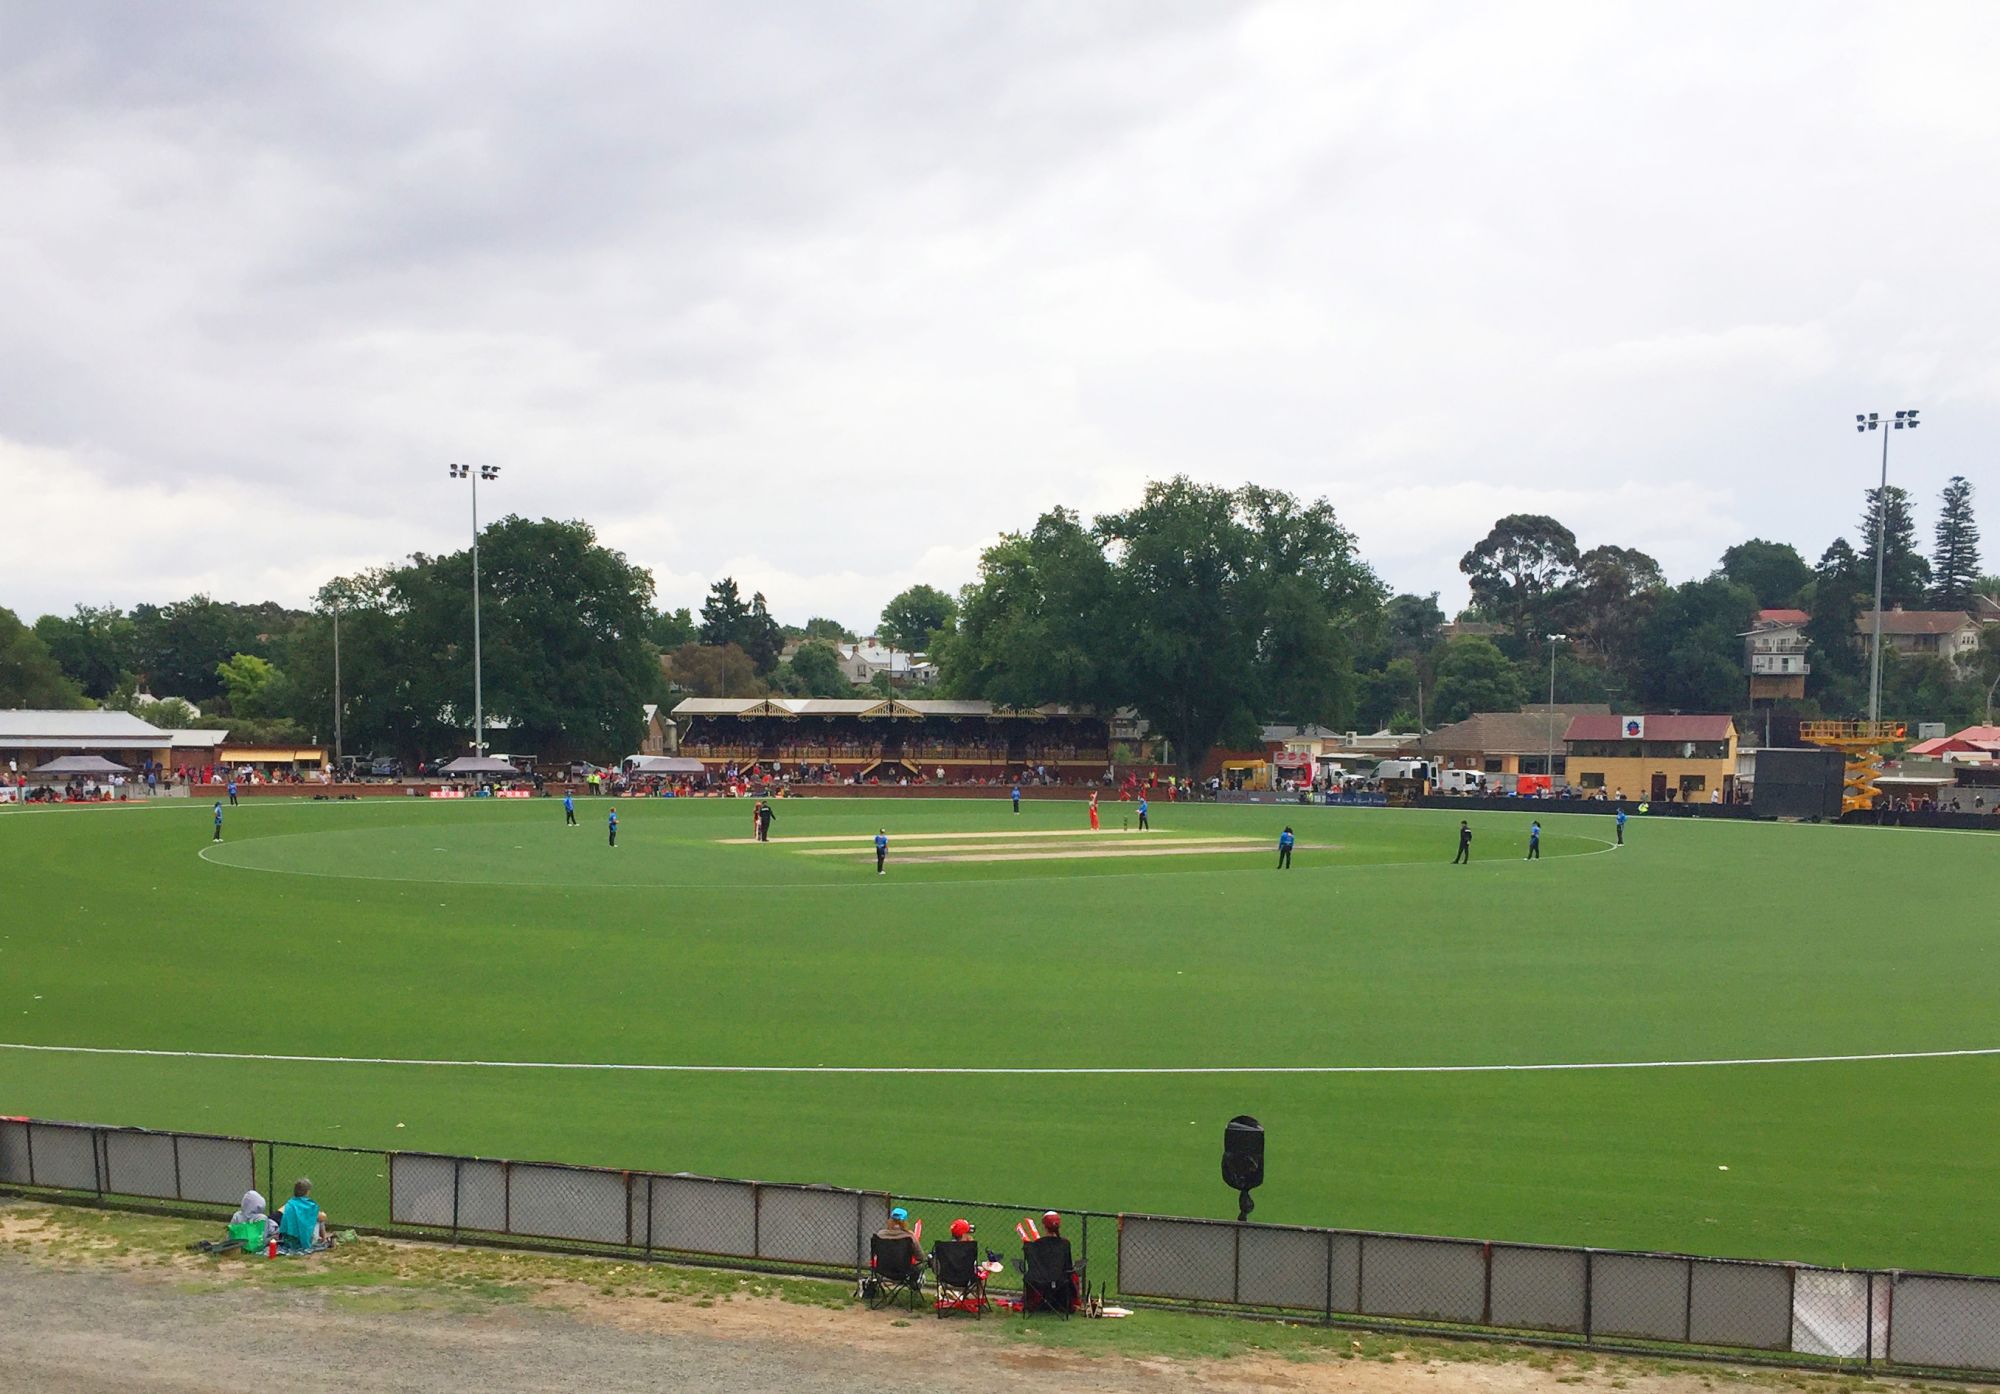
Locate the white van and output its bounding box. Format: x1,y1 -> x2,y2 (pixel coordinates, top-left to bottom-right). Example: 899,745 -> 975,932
1436,768 -> 1488,794
1372,759 -> 1438,783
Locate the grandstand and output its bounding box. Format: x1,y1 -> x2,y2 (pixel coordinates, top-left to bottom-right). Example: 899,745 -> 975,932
670,697 -> 1108,781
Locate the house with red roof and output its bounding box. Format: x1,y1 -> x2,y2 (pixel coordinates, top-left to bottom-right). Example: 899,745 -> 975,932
1904,726 -> 2000,762
1562,713 -> 1740,804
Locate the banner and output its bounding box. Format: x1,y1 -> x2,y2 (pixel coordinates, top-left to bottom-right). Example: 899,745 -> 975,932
1619,716 -> 1646,740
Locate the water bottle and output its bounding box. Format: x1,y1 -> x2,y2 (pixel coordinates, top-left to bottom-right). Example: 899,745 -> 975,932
267,1234 -> 278,1258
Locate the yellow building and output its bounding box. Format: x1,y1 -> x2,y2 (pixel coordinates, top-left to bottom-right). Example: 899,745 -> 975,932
1562,714 -> 1739,803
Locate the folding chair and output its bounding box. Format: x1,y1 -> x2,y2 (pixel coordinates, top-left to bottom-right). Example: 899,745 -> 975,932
866,1233 -> 924,1311
1021,1235 -> 1080,1317
929,1240 -> 989,1318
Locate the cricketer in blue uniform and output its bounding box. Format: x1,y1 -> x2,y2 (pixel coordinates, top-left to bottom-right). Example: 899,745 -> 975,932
608,806 -> 618,847
564,793 -> 577,826
212,802 -> 224,842
1277,826 -> 1294,869
874,829 -> 888,875
1137,796 -> 1150,830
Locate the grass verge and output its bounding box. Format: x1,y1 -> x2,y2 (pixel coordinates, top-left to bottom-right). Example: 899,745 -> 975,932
0,1198 -> 1948,1392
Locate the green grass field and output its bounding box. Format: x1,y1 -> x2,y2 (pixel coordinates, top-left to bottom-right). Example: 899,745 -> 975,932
3,793 -> 1997,1273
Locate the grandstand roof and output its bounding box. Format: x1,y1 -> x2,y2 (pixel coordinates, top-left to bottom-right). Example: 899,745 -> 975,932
0,709 -> 173,750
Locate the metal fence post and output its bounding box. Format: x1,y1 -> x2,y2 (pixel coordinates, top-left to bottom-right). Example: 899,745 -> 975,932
1323,1230 -> 1334,1327
1481,1242 -> 1493,1326
1583,1250 -> 1594,1343
1683,1256 -> 1695,1342
451,1158 -> 462,1243
22,1122 -> 35,1187
1785,1264 -> 1796,1353
1081,1213 -> 1090,1297
1865,1271 -> 1875,1366
93,1129 -> 106,1197
171,1135 -> 184,1202
264,1140 -> 275,1203
1356,1231 -> 1367,1314
1232,1222 -> 1243,1306
644,1175 -> 654,1263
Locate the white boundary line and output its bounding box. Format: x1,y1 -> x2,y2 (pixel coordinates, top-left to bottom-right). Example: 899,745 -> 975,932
3,1040 -> 1997,1075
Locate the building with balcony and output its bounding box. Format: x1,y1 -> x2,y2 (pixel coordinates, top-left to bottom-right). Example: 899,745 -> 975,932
1743,609 -> 1811,701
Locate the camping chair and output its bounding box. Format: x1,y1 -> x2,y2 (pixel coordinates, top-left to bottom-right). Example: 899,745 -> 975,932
929,1240 -> 989,1318
866,1233 -> 925,1311
1021,1235 -> 1080,1317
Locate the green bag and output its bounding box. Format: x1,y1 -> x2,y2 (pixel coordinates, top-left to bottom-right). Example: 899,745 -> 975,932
227,1218 -> 266,1251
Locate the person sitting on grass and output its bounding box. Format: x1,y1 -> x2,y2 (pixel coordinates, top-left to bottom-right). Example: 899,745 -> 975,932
196,1189 -> 268,1253
276,1177 -> 331,1252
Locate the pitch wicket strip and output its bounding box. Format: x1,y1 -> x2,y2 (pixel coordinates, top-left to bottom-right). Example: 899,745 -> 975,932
717,827 -> 1207,845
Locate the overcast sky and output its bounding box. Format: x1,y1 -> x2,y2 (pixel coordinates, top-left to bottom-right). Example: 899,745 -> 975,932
4,1 -> 1996,631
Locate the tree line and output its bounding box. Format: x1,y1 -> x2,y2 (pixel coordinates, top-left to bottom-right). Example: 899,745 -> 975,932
2,477 -> 1995,770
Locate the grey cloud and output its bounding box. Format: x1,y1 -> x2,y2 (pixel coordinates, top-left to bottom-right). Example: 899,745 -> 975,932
3,1 -> 1998,630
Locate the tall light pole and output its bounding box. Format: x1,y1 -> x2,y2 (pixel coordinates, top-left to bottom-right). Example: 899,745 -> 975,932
1546,633 -> 1567,789
448,463 -> 501,754
1855,410 -> 1919,725
332,597 -> 342,768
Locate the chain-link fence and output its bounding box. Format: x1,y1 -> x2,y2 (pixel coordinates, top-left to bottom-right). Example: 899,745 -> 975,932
7,1114 -> 1999,1377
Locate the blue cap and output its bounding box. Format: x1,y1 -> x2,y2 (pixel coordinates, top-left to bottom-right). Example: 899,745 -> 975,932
890,1206 -> 908,1222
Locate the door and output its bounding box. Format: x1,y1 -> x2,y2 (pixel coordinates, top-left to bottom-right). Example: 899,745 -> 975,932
1650,772 -> 1668,802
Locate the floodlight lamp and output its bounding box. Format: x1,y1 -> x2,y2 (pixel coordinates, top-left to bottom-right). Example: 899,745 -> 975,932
481,465 -> 501,480
449,462 -> 469,478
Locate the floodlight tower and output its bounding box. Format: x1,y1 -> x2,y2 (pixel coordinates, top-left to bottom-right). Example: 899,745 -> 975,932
1545,633 -> 1567,788
448,463 -> 502,755
1854,410 -> 1919,725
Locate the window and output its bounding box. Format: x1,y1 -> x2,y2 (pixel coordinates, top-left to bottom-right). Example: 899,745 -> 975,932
1483,758 -> 1503,773
1679,775 -> 1706,795
1578,772 -> 1605,789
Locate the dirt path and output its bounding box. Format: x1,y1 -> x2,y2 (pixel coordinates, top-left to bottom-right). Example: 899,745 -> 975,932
0,1203 -> 1934,1394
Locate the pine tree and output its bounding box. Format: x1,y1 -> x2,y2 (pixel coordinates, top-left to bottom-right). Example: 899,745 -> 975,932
1857,485 -> 1932,609
1930,475 -> 1982,610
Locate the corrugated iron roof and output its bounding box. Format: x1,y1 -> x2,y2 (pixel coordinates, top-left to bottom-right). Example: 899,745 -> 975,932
0,709 -> 168,739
